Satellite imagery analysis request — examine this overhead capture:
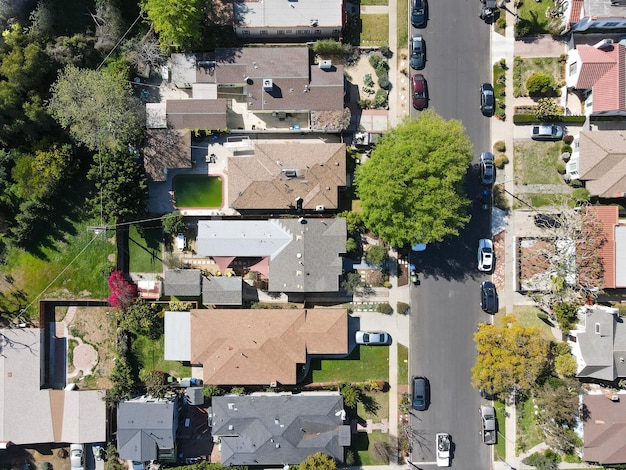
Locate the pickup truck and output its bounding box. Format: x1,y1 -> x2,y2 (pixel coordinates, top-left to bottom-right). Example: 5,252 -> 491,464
480,405 -> 497,445
435,433 -> 451,467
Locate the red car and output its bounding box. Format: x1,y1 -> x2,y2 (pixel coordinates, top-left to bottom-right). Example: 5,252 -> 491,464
412,74 -> 428,110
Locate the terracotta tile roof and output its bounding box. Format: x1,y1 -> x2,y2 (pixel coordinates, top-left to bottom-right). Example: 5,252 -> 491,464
586,206 -> 617,288
575,45 -> 626,113
578,130 -> 626,197
165,99 -> 228,130
228,142 -> 346,210
583,394 -> 626,465
568,0 -> 584,27
190,308 -> 348,385
142,129 -> 191,182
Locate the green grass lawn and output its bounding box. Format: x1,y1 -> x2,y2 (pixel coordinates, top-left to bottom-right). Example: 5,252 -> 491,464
398,343 -> 409,385
133,334 -> 191,378
494,400 -> 506,460
513,305 -> 554,340
397,0 -> 408,46
514,141 -> 566,185
360,0 -> 389,4
351,431 -> 389,465
513,57 -> 564,97
307,345 -> 389,383
174,175 -> 223,208
517,397 -> 543,454
513,193 -> 566,209
360,14 -> 389,46
357,391 -> 389,421
128,224 -> 163,273
516,0 -> 553,36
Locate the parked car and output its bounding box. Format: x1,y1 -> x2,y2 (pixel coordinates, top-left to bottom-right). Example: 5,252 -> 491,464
479,188 -> 491,210
412,74 -> 428,110
480,281 -> 498,314
176,233 -> 185,251
436,433 -> 451,467
70,444 -> 84,470
412,376 -> 429,411
355,331 -> 390,345
534,213 -> 561,228
479,151 -> 495,185
477,239 -> 494,272
412,0 -> 427,27
530,124 -> 563,141
410,34 -> 425,70
479,83 -> 495,116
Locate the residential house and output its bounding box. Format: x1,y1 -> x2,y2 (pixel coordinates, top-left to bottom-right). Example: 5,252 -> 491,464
211,392 -> 351,466
566,131 -> 626,197
201,276 -> 242,306
586,206 -> 626,289
569,304 -> 626,381
163,308 -> 348,385
162,47 -> 345,132
227,142 -> 346,212
195,218 -> 346,292
142,129 -> 192,183
0,328 -> 106,446
233,0 -> 345,41
583,392 -> 626,465
565,43 -> 626,117
117,395 -> 179,462
567,0 -> 626,32
163,269 -> 202,297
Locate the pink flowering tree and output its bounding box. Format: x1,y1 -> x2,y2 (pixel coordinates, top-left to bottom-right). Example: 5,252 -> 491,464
107,270 -> 137,309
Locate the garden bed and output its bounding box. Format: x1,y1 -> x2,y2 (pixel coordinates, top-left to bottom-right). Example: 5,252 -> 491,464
513,56 -> 564,98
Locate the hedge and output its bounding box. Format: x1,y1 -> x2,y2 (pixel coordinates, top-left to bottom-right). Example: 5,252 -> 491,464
513,114 -> 587,124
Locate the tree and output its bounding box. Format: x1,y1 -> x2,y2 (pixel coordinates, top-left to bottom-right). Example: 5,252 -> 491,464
366,244 -> 387,266
299,452 -> 336,470
526,72 -> 555,95
534,378 -> 582,453
472,314 -> 550,397
48,65 -> 144,152
341,271 -> 363,294
109,356 -> 134,404
162,211 -> 184,235
88,148 -> 148,223
312,39 -> 346,60
117,300 -> 161,338
552,302 -> 578,332
139,369 -> 166,398
141,0 -> 204,50
107,270 -> 138,309
340,382 -> 361,408
355,112 -> 472,247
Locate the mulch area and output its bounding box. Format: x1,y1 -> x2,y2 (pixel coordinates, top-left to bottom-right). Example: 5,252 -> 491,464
493,231 -> 506,293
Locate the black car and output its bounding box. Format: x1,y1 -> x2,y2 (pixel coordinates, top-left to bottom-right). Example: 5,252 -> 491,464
479,188 -> 491,210
534,213 -> 561,228
480,83 -> 495,117
412,376 -> 429,411
412,0 -> 426,27
410,34 -> 425,70
480,281 -> 498,314
479,151 -> 495,185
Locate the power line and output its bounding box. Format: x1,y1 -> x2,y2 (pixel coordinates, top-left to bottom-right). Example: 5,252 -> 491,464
96,13 -> 143,72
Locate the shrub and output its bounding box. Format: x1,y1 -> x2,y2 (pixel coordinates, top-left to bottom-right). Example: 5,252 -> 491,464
495,107 -> 506,120
555,352 -> 577,377
313,39 -> 344,59
363,73 -> 374,87
553,302 -> 579,331
373,89 -> 388,108
375,62 -> 389,76
376,303 -> 393,315
568,178 -> 583,188
561,143 -> 572,154
526,73 -> 555,95
534,97 -> 561,121
495,153 -> 509,168
499,57 -> 507,69
496,16 -> 506,31
203,385 -> 224,397
555,161 -> 566,175
572,187 -> 590,203
340,382 -> 361,407
358,98 -> 371,109
107,270 -> 138,310
537,312 -> 550,322
493,184 -> 509,210
397,302 -> 410,315
369,53 -> 384,69
515,19 -> 531,38
345,450 -> 356,466
378,76 -> 390,90
563,134 -> 574,144
366,244 -> 387,265
493,140 -> 506,152
379,45 -> 392,58
346,237 -> 357,253
230,386 -> 245,395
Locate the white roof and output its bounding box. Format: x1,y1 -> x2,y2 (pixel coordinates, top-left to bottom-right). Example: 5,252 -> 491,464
616,225 -> 626,287
235,0 -> 342,28
164,312 -> 191,361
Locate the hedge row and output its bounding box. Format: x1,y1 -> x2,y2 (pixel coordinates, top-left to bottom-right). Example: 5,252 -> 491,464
512,114 -> 587,124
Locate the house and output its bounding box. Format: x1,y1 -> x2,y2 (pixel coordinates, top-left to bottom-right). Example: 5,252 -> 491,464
0,328 -> 106,446
163,269 -> 202,297
569,305 -> 626,381
227,142 -> 346,212
211,392 -> 351,466
583,392 -> 626,465
163,308 -> 348,385
567,0 -> 626,33
565,43 -> 626,117
163,47 -> 346,132
566,131 -> 626,196
233,0 -> 345,41
201,276 -> 242,306
142,129 -> 192,183
117,395 -> 179,462
586,206 -> 623,289
195,218 -> 346,292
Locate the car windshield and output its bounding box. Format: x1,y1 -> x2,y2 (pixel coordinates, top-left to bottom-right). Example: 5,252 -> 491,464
362,333 -> 370,341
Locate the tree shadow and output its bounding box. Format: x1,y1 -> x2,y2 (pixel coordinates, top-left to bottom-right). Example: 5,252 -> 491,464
360,393 -> 380,415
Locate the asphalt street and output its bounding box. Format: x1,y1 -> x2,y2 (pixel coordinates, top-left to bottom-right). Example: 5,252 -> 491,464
409,0 -> 493,468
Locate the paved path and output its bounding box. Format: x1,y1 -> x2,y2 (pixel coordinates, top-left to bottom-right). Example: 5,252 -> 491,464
514,184 -> 572,194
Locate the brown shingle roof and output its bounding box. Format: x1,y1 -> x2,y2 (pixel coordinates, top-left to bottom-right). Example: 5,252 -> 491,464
228,142 -> 346,210
166,99 -> 228,130
190,308 -> 347,385
578,130 -> 626,197
584,394 -> 626,465
142,129 -> 191,182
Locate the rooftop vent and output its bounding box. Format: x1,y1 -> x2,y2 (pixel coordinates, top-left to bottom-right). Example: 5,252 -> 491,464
611,394 -> 620,402
315,205 -> 325,211
319,60 -> 333,70
263,79 -> 273,90
310,19 -> 318,26
283,169 -> 297,178
594,39 -> 614,50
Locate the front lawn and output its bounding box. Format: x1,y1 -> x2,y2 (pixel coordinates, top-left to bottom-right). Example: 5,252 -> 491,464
514,141 -> 566,185
397,0 -> 408,46
360,14 -> 389,46
513,305 -> 553,340
306,345 -> 389,383
128,223 -> 163,273
351,431 -> 390,465
513,57 -> 564,98
516,0 -> 563,36
357,391 -> 389,421
494,400 -> 506,460
133,334 -> 191,378
398,343 -> 409,385
516,396 -> 543,454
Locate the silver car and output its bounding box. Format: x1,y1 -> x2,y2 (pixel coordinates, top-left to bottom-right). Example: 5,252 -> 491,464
355,331 -> 390,345
530,124 -> 563,141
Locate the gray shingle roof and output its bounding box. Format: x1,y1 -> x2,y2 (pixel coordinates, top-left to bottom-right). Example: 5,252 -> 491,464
163,269 -> 201,297
201,275 -> 243,305
211,393 -> 349,466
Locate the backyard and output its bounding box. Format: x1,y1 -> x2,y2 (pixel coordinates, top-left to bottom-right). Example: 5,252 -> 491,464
128,223 -> 163,273
306,345 -> 389,383
360,14 -> 389,46
133,334 -> 191,379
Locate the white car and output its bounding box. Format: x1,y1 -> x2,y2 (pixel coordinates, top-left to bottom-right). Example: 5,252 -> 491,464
70,444 -> 84,470
355,331 -> 390,345
176,233 -> 185,251
477,239 -> 494,272
436,433 -> 451,467
530,124 -> 563,141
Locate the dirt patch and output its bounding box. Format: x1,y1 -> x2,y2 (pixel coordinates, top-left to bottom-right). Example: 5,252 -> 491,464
345,52 -> 385,105
65,306 -> 115,389
0,444 -> 71,470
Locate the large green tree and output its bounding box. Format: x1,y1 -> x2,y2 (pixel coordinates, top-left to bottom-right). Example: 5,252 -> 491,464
141,0 -> 204,50
534,378 -> 582,453
299,452 -> 337,470
355,111 -> 473,247
472,314 -> 550,397
48,65 -> 143,152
